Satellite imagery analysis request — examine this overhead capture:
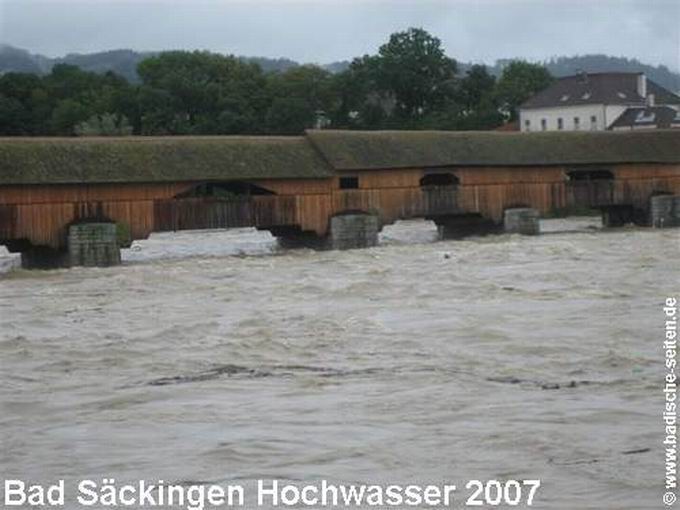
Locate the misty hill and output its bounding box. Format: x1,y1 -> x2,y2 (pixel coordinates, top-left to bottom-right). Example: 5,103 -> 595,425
0,45 -> 306,82
1,45 -> 678,91
483,55 -> 680,92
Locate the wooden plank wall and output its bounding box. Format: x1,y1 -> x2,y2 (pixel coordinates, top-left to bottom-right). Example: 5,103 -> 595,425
326,163 -> 680,226
2,163 -> 680,250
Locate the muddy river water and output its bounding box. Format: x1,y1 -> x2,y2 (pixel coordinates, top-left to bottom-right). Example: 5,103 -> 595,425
1,218 -> 677,509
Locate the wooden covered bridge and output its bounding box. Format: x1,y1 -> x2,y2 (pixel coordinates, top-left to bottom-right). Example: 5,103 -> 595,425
1,129 -> 679,268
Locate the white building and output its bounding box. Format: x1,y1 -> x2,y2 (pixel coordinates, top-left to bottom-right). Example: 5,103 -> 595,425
519,72 -> 680,132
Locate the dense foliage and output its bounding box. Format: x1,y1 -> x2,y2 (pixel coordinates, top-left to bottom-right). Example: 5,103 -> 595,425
0,28 -> 556,136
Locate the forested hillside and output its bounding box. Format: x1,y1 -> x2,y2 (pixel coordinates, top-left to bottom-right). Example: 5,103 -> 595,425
0,30 -> 677,137
2,44 -> 678,91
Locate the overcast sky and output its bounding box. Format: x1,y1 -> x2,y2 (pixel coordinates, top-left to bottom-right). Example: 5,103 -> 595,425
1,0 -> 678,70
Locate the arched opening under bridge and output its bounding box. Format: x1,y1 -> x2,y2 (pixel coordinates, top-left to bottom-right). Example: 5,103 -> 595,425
175,181 -> 276,199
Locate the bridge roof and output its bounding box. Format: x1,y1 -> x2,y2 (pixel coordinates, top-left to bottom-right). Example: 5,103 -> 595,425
1,130 -> 680,185
0,136 -> 334,184
306,129 -> 680,170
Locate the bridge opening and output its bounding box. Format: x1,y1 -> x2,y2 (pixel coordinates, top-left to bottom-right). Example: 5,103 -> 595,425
566,168 -> 615,211
175,181 -> 276,199
420,173 -> 459,187
600,204 -> 642,227
566,169 -> 614,181
433,213 -> 500,240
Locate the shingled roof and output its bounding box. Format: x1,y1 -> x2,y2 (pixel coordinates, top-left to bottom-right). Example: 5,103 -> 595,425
1,130 -> 679,185
0,136 -> 334,185
306,129 -> 680,170
610,106 -> 680,130
521,72 -> 680,109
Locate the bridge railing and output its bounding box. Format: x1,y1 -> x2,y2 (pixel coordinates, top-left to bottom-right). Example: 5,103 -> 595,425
152,195 -> 299,233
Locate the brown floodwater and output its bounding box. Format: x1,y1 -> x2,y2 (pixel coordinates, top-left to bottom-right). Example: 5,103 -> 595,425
0,218 -> 677,509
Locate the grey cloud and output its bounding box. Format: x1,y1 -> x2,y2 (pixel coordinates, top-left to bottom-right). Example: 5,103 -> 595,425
0,0 -> 677,70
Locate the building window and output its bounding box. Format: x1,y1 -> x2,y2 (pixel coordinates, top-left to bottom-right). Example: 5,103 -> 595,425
590,115 -> 597,130
541,119 -> 547,131
574,117 -> 580,130
339,176 -> 359,190
557,118 -> 564,130
524,119 -> 531,131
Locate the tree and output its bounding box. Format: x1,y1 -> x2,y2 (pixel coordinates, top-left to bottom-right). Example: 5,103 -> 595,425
136,51 -> 268,134
453,65 -> 504,130
332,55 -> 384,129
374,28 -> 457,119
339,28 -> 458,126
494,61 -> 553,120
265,65 -> 336,134
458,65 -> 496,112
0,94 -> 30,135
50,99 -> 89,135
0,73 -> 45,134
75,113 -> 133,136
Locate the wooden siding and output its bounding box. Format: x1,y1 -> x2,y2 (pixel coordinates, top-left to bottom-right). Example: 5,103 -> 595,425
2,163 -> 680,251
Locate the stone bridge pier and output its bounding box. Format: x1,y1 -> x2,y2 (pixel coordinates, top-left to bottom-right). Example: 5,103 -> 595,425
650,195 -> 680,228
503,208 -> 541,235
20,223 -> 121,269
271,212 -> 381,251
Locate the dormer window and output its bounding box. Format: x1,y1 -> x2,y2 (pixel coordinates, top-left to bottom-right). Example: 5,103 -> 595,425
672,112 -> 680,127
617,92 -> 627,99
582,92 -> 591,100
560,94 -> 570,102
635,110 -> 655,123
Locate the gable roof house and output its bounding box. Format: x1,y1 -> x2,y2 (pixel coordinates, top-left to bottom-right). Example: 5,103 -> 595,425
519,72 -> 680,132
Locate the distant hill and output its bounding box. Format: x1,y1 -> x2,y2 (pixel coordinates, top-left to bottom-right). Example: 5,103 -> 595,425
58,49 -> 156,82
0,45 -> 153,82
543,55 -> 680,92
0,45 -> 309,82
467,55 -> 680,92
0,45 -> 50,74
1,45 -> 678,91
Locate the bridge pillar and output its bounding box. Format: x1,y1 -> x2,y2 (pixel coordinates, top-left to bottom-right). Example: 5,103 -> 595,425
433,214 -> 500,240
650,195 -> 680,228
329,212 -> 380,250
67,223 -> 121,267
504,208 -> 540,235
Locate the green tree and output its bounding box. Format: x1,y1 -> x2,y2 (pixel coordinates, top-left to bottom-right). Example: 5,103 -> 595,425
494,61 -> 553,120
459,65 -> 496,112
374,28 -> 457,119
452,65 -> 504,130
137,51 -> 268,134
265,65 -> 336,134
0,94 -> 30,135
0,73 -> 49,134
332,55 -> 385,129
50,98 -> 89,135
75,113 -> 133,136
335,28 -> 457,127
